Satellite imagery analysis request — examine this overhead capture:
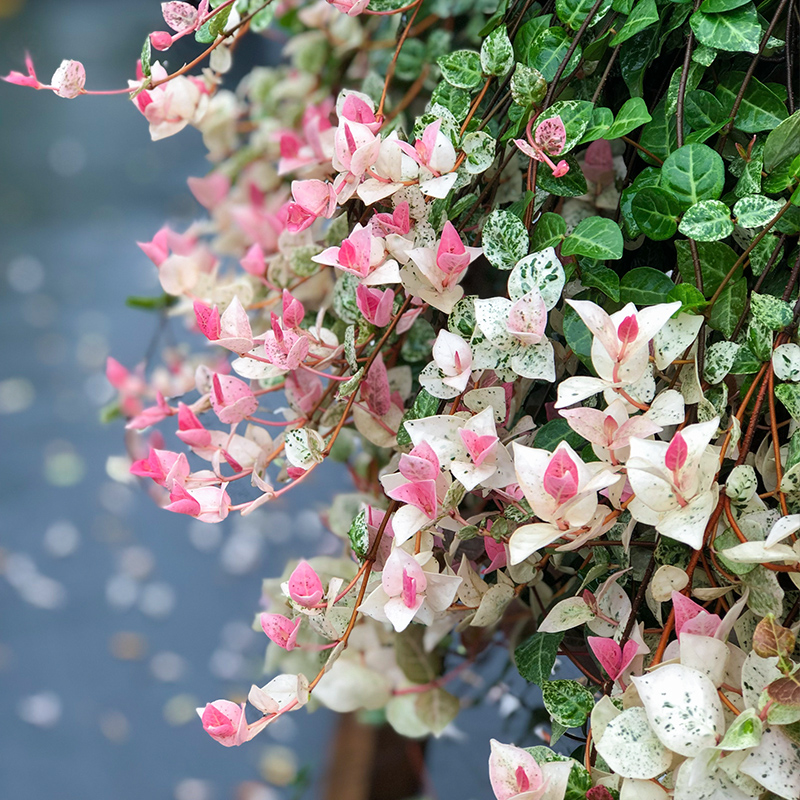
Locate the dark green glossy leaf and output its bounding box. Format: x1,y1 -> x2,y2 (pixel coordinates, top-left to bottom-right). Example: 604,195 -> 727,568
690,4 -> 761,54
515,631 -> 564,685
619,266 -> 674,305
716,71 -> 789,133
661,143 -> 725,207
561,217 -> 624,260
604,96 -> 652,139
631,186 -> 682,240
531,212 -> 567,250
534,418 -> 588,452
611,0 -> 659,46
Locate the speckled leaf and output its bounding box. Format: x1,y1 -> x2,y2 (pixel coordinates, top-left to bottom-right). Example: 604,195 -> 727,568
632,664 -> 724,756
703,341 -> 740,384
734,195 -> 785,228
595,706 -> 673,779
541,679 -> 595,728
461,131 -> 497,174
483,210 -> 528,270
481,25 -> 514,76
538,596 -> 595,632
750,292 -> 793,330
508,247 -> 565,308
740,727 -> 800,799
544,100 -> 595,154
528,28 -> 583,83
741,565 -> 784,617
678,200 -> 733,241
437,50 -> 483,89
510,63 -> 547,105
773,344 -> 800,381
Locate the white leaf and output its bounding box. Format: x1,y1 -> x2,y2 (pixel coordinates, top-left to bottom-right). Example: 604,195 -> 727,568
595,706 -> 673,779
740,726 -> 800,800
537,596 -> 594,633
632,664 -> 724,756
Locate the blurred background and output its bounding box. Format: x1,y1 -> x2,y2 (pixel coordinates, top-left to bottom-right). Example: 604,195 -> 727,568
0,2 -> 547,799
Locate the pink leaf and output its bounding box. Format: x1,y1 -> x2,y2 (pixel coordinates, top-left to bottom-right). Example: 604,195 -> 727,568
287,561 -> 324,607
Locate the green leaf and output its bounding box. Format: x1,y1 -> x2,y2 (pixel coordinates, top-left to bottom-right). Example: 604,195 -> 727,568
750,292 -> 793,330
611,0 -> 659,45
668,283 -> 708,313
684,89 -> 726,129
620,266 -> 674,305
126,293 -> 178,311
631,186 -> 682,240
437,50 -> 483,89
563,302 -> 594,367
604,96 -> 652,139
531,212 -> 567,250
556,0 -> 612,30
481,25 -> 515,77
734,195 -> 786,228
414,688 -> 459,735
716,71 -> 789,133
678,199 -> 733,241
515,15 -> 552,63
528,27 -> 582,82
482,210 -> 528,270
638,99 -> 679,165
581,262 -> 621,301
141,36 -> 152,78
579,106 -> 613,144
431,82 -> 472,122
348,509 -> 369,559
397,389 -> 441,447
619,24 -> 661,97
689,4 -> 761,54
699,0 -> 751,11
764,110 -> 800,172
396,626 -> 443,684
515,631 -> 564,685
196,2 -> 233,42
534,418 -> 588,452
561,217 -> 623,260
542,679 -> 595,728
536,154 -> 588,196
661,143 -> 725,207
708,276 -> 747,336
675,238 -> 740,297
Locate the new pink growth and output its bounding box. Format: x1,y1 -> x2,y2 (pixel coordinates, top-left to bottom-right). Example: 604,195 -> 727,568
150,31 -> 174,51
387,479 -> 438,518
194,301 -> 221,341
260,613 -> 302,651
199,700 -> 248,747
209,374 -> 259,424
176,402 -> 212,448
488,740 -> 545,800
398,441 -> 440,483
240,243 -> 265,277
587,636 -> 639,681
542,449 -> 579,504
401,567 -> 418,608
188,172 -> 230,209
459,428 -> 498,467
3,52 -> 43,89
371,202 -> 410,236
282,290 -> 305,329
166,485 -> 230,523
507,290 -> 547,345
665,431 -> 688,473
436,221 -> 471,275
356,284 -> 394,327
671,591 -> 721,639
130,447 -> 189,490
483,535 -> 507,574
163,1 -> 199,32
360,352 -> 392,416
617,314 -> 639,347
288,561 -> 324,607
513,115 -> 570,178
